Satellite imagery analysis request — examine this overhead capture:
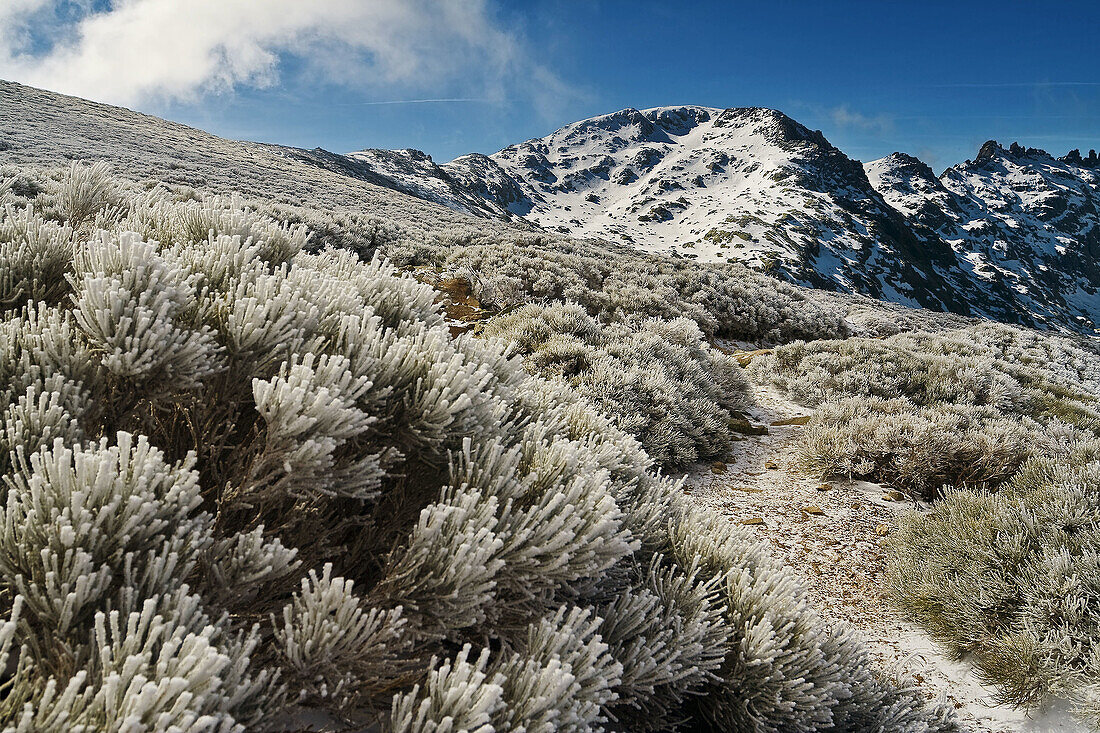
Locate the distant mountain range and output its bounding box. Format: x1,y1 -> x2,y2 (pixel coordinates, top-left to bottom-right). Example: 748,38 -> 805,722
1,80 -> 1097,334
341,106 -> 1100,335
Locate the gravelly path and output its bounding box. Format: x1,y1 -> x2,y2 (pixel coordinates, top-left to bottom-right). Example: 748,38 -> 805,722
681,386 -> 1079,733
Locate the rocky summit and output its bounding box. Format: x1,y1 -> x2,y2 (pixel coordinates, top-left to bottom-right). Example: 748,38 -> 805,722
339,106 -> 1100,335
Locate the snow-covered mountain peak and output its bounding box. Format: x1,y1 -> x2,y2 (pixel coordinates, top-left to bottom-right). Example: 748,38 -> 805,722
462,105 -> 885,247
330,103 -> 1100,335
865,141 -> 1100,332
864,153 -> 953,224
866,152 -> 938,184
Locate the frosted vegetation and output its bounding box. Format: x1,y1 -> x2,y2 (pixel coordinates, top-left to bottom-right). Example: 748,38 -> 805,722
887,458 -> 1100,726
382,228 -> 848,344
482,303 -> 751,466
748,324 -> 1100,724
0,162 -> 962,731
748,326 -> 1100,497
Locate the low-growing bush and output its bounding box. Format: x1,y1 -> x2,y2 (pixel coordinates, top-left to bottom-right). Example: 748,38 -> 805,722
797,397 -> 1036,494
752,327 -> 1100,417
483,302 -> 751,466
749,326 -> 1100,496
752,314 -> 1100,724
384,229 -> 850,343
813,290 -> 977,338
887,456 -> 1100,727
0,164 -> 957,731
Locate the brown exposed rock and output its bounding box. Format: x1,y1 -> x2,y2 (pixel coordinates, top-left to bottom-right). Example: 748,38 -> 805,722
729,417 -> 769,435
771,415 -> 811,426
731,348 -> 774,367
414,272 -> 495,337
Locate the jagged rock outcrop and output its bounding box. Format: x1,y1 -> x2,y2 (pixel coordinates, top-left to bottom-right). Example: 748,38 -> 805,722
869,141 -> 1100,332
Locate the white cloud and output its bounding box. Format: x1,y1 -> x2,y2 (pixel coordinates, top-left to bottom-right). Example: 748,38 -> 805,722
828,104 -> 894,136
0,0 -> 563,109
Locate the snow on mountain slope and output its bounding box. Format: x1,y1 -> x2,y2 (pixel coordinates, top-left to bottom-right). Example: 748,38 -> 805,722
446,106 -> 973,315
0,79 -> 506,239
868,144 -> 1100,333
402,105 -> 1097,334
344,148 -> 515,218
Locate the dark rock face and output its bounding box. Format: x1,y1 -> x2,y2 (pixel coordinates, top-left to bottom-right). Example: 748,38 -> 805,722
1062,149 -> 1100,168
445,153 -> 528,210
612,167 -> 638,185
974,140 -> 1003,164
872,140 -> 1100,333
651,106 -> 711,134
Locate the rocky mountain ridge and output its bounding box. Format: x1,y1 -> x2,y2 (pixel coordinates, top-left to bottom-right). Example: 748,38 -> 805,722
868,141 -> 1100,332
1,79 -> 1095,334
341,106 -> 1100,335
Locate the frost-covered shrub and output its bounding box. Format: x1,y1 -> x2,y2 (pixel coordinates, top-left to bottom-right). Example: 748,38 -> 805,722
797,397 -> 1037,494
751,327 -> 1100,416
384,229 -> 849,343
749,325 -> 1100,495
0,206 -> 74,308
887,457 -> 1100,728
53,160 -> 119,230
762,318 -> 1100,723
670,505 -> 958,733
814,290 -> 978,338
0,163 -> 955,731
483,302 -> 751,466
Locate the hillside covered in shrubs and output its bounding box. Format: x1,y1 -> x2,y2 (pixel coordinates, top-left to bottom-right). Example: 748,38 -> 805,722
3,82 -> 1100,731
0,162 -> 965,731
748,326 -> 1100,497
746,324 -> 1100,723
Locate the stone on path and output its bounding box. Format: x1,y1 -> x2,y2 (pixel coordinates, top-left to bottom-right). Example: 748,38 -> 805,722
771,415 -> 811,426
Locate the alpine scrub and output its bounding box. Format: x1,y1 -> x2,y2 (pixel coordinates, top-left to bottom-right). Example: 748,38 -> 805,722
748,327 -> 1100,497
748,320 -> 1100,727
0,163 -> 957,732
886,457 -> 1100,726
482,302 -> 751,466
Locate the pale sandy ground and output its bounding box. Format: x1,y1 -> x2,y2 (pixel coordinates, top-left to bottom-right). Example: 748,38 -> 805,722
682,385 -> 1083,733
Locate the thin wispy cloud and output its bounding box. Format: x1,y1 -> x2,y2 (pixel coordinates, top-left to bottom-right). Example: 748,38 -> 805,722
929,81 -> 1100,88
332,98 -> 495,107
826,105 -> 895,136
0,0 -> 571,115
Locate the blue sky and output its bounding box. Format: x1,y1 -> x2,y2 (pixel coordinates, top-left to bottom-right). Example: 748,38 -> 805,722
2,0 -> 1098,171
